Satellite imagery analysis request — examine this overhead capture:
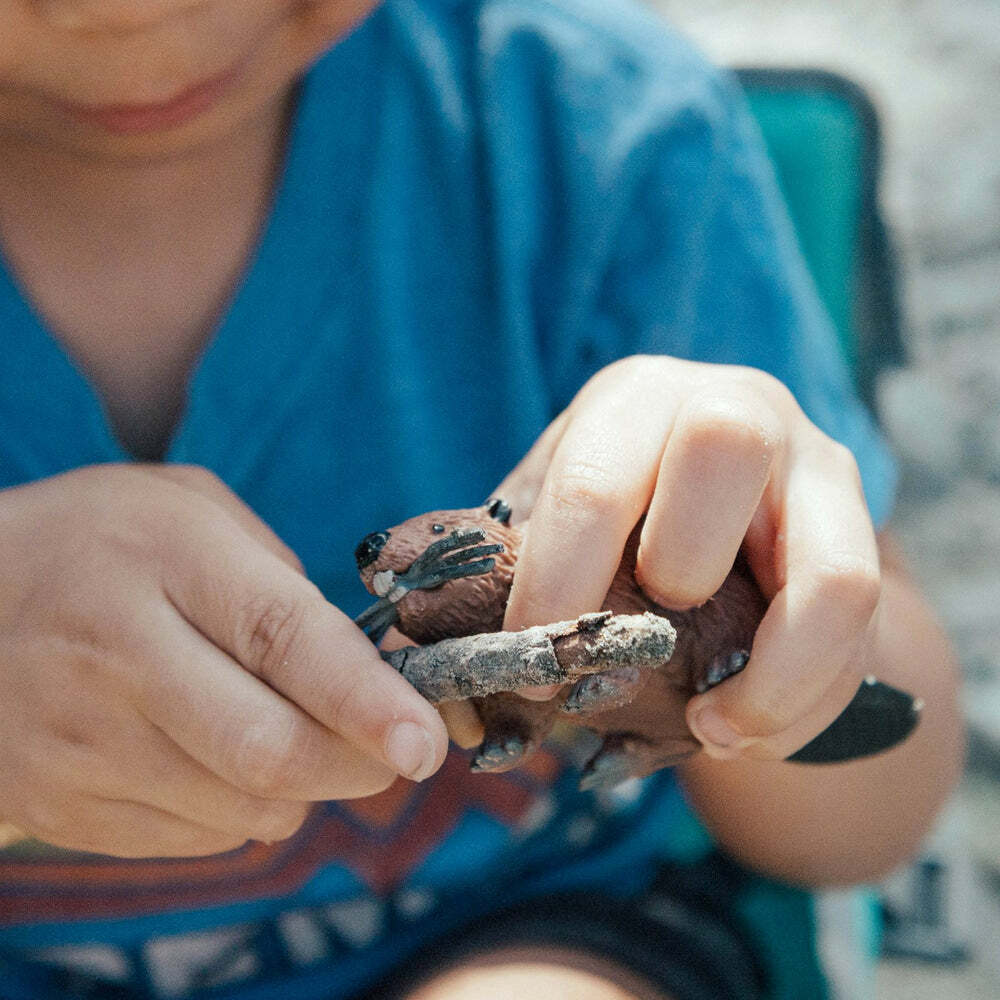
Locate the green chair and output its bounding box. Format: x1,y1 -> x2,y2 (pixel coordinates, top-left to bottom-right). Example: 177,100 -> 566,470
738,67 -> 906,406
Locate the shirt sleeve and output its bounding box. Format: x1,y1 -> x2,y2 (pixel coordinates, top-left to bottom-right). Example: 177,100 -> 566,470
584,68 -> 898,528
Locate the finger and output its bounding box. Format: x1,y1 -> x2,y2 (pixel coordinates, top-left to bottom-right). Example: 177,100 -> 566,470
96,716 -> 313,843
160,515 -> 449,784
377,628 -> 485,748
491,409 -> 571,524
636,390 -> 782,609
687,436 -> 881,759
438,701 -> 485,749
149,465 -> 304,573
33,682 -> 319,838
490,413 -> 570,701
35,795 -> 250,860
135,619 -> 401,800
503,375 -> 680,631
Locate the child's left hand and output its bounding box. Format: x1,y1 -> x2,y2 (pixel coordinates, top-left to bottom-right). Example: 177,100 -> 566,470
495,355 -> 883,763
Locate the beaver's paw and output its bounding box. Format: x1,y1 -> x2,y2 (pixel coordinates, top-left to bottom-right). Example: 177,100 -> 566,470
471,734 -> 534,773
561,665 -> 643,716
355,527 -> 504,644
579,732 -> 701,790
693,649 -> 749,695
470,693 -> 557,773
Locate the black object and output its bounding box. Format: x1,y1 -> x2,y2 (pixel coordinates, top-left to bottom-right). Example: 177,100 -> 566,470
354,531 -> 391,570
485,497 -> 513,524
788,677 -> 922,764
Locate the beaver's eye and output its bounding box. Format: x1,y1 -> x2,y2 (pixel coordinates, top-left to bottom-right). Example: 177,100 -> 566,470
431,524 -> 445,534
485,498 -> 512,524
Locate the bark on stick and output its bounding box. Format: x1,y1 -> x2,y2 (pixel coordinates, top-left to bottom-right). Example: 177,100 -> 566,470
382,611 -> 676,703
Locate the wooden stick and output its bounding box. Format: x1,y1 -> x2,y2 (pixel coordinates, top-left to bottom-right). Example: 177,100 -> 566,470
382,611 -> 676,703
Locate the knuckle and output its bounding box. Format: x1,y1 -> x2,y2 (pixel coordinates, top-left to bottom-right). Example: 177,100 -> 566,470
324,670 -> 378,742
682,393 -> 784,462
253,801 -> 310,843
234,721 -> 306,799
827,439 -> 864,486
68,507 -> 156,576
275,543 -> 306,576
813,557 -> 882,626
599,354 -> 650,382
731,366 -> 795,409
578,355 -> 662,399
798,431 -> 863,486
544,461 -> 622,524
238,593 -> 309,683
161,464 -> 224,491
242,755 -> 295,800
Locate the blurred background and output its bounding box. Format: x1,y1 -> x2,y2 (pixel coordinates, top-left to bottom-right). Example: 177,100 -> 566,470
650,0 -> 1000,996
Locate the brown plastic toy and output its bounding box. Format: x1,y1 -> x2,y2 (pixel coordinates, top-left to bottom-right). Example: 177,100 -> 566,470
355,500 -> 920,788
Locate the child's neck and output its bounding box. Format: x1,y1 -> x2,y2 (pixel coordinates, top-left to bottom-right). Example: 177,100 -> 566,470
0,94 -> 292,460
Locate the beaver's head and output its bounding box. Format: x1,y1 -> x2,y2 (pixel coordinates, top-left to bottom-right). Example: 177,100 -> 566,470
355,499 -> 523,644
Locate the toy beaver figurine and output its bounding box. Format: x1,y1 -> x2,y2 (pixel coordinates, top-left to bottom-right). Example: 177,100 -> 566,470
354,500 -> 920,788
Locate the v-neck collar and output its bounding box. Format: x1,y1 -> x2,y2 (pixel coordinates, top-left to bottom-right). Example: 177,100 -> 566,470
0,11 -> 379,483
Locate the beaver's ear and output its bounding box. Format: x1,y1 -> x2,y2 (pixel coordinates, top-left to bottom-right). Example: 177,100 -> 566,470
484,497 -> 512,524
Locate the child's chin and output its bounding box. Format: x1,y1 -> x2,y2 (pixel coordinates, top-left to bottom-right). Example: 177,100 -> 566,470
48,87 -> 283,164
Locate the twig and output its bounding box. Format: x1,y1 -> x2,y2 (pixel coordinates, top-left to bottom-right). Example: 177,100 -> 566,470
382,611 -> 676,703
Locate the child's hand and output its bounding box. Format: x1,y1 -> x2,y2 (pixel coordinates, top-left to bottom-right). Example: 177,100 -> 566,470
0,466 -> 447,858
497,356 -> 882,762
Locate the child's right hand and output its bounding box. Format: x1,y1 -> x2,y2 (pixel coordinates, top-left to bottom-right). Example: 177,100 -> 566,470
0,465 -> 447,858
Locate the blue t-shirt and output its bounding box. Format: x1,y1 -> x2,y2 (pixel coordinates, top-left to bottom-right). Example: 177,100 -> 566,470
0,0 -> 896,997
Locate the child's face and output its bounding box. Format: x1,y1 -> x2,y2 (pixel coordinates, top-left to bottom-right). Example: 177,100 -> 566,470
0,1 -> 378,160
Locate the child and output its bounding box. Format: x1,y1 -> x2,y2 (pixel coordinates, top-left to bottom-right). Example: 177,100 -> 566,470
0,1 -> 962,998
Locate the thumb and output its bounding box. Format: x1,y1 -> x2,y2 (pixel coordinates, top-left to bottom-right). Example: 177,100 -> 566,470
163,502 -> 449,781
686,664 -> 863,762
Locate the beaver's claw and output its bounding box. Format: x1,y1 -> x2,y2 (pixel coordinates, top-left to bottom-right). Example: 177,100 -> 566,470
473,693 -> 557,773
355,529 -> 503,644
400,529 -> 503,589
471,735 -> 533,773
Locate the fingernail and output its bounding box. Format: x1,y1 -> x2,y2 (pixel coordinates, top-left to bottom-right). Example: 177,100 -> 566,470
691,705 -> 742,750
386,722 -> 437,781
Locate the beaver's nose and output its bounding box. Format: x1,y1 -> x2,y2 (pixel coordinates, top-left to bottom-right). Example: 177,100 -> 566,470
354,531 -> 391,570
